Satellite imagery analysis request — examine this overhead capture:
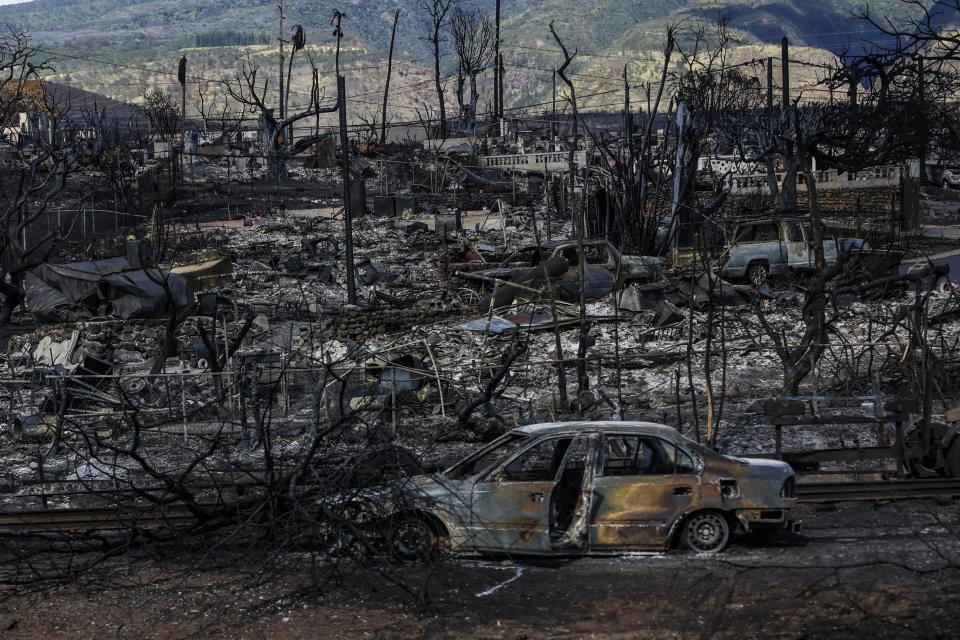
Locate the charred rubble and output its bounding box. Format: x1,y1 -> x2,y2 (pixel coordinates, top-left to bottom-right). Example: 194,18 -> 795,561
2,142 -> 960,508
2,13 -> 960,598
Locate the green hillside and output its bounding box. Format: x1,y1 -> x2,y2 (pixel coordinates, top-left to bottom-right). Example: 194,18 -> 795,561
0,0 -> 942,122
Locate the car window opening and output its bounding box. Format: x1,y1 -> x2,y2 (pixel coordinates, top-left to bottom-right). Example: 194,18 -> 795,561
583,244 -> 607,266
501,437 -> 572,482
754,224 -> 780,242
446,433 -> 526,480
602,435 -> 696,476
560,247 -> 580,267
733,225 -> 753,243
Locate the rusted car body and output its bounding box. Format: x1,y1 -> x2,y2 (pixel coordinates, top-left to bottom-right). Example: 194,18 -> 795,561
351,422 -> 797,557
478,239 -> 663,287
465,240 -> 662,309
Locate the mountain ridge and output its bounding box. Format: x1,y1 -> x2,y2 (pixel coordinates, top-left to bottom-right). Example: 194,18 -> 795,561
0,1 -> 943,118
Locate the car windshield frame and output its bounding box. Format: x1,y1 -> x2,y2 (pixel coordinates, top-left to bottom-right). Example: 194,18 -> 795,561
499,247 -> 540,268
443,432 -> 529,480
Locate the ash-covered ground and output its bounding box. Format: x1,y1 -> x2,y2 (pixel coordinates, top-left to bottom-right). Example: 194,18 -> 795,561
2,154 -> 960,639
3,173 -> 960,490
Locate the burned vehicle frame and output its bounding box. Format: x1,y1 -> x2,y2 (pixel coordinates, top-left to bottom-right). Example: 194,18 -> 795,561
332,422 -> 797,558
463,240 -> 663,308
478,239 -> 662,287
718,217 -> 872,287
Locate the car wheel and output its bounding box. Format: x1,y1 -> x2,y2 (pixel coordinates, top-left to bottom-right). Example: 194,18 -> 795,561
389,515 -> 436,560
747,263 -> 768,288
682,511 -> 730,553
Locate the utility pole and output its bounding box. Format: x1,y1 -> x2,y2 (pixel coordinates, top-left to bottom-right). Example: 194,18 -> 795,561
499,52 -> 505,124
380,9 -> 400,146
551,68 -> 556,145
278,0 -> 285,126
623,65 -> 631,167
494,0 -> 501,121
781,36 -> 789,108
178,56 -> 186,126
918,56 -> 928,172
545,170 -> 551,241
177,55 -> 186,199
623,65 -> 632,232
314,66 -> 321,166
338,75 -> 357,305
766,57 -> 774,110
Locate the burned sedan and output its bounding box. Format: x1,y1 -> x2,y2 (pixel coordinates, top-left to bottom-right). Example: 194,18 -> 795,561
480,239 -> 663,287
463,240 -> 663,310
339,422 -> 796,558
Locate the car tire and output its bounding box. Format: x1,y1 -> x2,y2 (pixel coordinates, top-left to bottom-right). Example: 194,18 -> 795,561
389,515 -> 437,561
682,511 -> 730,553
747,263 -> 769,288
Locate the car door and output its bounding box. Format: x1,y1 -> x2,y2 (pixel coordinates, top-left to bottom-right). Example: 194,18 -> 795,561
784,220 -> 809,271
752,222 -> 786,274
821,229 -> 839,266
470,435 -> 589,553
589,434 -> 700,550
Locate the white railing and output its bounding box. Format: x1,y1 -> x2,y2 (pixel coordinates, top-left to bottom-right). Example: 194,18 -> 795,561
479,150 -> 588,173
727,165 -> 902,194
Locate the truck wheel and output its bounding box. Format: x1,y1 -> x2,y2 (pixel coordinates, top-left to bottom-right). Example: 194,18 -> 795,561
747,263 -> 769,288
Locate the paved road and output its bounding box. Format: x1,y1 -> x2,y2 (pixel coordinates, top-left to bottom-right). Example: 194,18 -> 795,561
5,499 -> 959,639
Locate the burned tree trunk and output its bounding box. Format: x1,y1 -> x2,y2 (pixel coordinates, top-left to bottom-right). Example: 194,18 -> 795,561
420,0 -> 458,138
380,10 -> 400,146
550,21 -> 590,405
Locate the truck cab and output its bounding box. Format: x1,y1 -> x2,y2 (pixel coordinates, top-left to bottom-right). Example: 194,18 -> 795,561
720,218 -> 858,287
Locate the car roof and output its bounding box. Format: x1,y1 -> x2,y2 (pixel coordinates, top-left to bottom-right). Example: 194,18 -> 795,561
510,421 -> 681,437
515,239 -> 610,251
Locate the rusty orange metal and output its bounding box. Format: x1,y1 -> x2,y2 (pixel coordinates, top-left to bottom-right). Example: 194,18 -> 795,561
364,422 -> 797,556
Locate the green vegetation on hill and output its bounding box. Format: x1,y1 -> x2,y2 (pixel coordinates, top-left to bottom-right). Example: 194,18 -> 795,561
194,31 -> 271,48
0,0 -> 947,116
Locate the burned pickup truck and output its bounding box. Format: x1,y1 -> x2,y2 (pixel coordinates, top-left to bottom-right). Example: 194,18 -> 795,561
465,239 -> 662,308
719,218 -> 869,287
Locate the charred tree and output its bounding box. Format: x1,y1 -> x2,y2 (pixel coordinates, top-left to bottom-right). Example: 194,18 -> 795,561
0,32 -> 83,324
420,0 -> 459,139
225,60 -> 338,181
450,7 -> 494,131
380,10 -> 400,146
